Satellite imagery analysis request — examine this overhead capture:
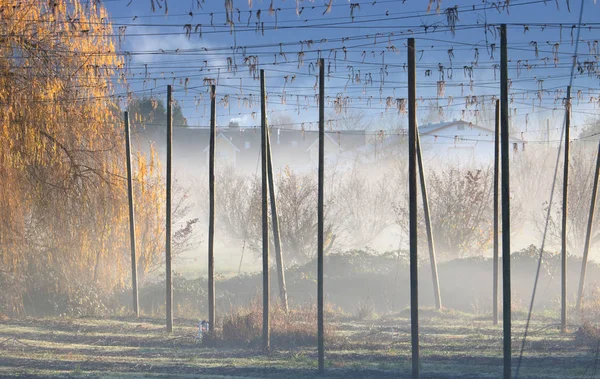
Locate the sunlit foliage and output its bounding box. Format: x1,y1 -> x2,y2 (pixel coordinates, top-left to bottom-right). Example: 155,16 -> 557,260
0,0 -> 171,316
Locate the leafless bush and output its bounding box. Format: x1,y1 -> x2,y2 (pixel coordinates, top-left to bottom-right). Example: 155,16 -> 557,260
396,166 -> 495,259
540,145 -> 600,253
203,163 -> 392,264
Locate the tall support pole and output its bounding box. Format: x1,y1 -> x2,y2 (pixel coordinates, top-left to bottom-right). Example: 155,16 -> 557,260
165,85 -> 173,333
260,70 -> 270,351
208,84 -> 216,333
561,86 -> 571,333
493,100 -> 500,326
317,57 -> 326,374
407,38 -> 420,379
577,139 -> 600,311
500,24 -> 511,379
416,132 -> 441,310
124,111 -> 139,317
266,127 -> 289,313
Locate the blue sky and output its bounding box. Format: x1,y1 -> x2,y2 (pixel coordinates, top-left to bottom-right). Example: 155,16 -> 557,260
101,0 -> 600,141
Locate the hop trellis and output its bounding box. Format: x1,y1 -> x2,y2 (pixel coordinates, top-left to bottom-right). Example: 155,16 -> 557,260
27,0 -> 598,137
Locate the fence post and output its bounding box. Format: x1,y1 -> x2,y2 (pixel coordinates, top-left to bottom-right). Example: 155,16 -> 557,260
407,37 -> 420,379
561,86 -> 571,333
124,111 -> 139,318
208,84 -> 216,333
317,57 -> 326,374
266,126 -> 289,313
260,70 -> 270,351
500,24 -> 512,379
166,85 -> 173,333
577,139 -> 600,311
493,100 -> 500,326
416,132 -> 441,310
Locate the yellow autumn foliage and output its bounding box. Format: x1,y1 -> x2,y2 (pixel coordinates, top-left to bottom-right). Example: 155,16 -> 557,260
0,0 -> 168,316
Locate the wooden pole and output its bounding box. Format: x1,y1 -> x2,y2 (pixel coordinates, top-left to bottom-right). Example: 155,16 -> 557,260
493,100 -> 500,326
577,139 -> 600,311
408,37 -> 420,379
561,86 -> 571,333
500,24 -> 511,379
317,57 -> 326,374
260,70 -> 270,351
165,85 -> 173,333
124,111 -> 139,318
266,126 -> 289,313
415,132 -> 441,310
208,84 -> 216,332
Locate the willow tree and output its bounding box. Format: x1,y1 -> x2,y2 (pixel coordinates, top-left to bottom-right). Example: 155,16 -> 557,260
0,0 -> 172,316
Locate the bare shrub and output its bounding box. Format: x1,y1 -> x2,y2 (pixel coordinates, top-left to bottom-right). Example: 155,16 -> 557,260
396,166 -> 495,259
205,163 -> 390,264
541,145 -> 600,253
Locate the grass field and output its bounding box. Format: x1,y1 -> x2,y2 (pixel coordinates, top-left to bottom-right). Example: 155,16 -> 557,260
0,310 -> 598,378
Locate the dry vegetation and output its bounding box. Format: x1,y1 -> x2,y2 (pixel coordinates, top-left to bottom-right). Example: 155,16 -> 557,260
0,0 -> 197,318
0,310 -> 598,378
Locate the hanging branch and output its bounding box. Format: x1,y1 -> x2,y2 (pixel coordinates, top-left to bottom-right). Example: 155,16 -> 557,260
183,24 -> 192,39
274,8 -> 280,29
268,0 -> 275,15
396,98 -> 407,114
243,55 -> 259,79
463,65 -> 473,79
530,41 -> 539,57
437,81 -> 446,98
225,0 -> 234,29
323,0 -> 333,15
350,3 -> 360,21
118,26 -> 127,49
385,96 -> 394,113
333,93 -> 348,114
427,0 -> 442,14
550,42 -> 560,66
444,6 -> 459,36
297,52 -> 305,68
559,23 -> 563,43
